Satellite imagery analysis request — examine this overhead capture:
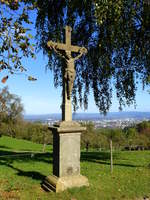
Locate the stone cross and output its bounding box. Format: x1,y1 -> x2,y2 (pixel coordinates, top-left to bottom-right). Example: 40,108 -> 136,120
47,26 -> 87,121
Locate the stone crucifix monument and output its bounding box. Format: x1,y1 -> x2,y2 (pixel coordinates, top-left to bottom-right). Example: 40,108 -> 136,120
42,26 -> 89,192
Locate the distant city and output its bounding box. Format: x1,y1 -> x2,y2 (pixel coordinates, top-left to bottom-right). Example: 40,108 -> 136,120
24,112 -> 150,129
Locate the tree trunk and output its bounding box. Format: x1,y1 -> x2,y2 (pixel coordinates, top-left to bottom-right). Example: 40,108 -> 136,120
110,139 -> 113,173
86,142 -> 89,152
42,131 -> 46,152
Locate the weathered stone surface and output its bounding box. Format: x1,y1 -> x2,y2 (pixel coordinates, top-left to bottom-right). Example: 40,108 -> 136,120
59,132 -> 80,177
43,121 -> 89,192
47,26 -> 87,122
44,26 -> 89,192
49,121 -> 86,133
47,41 -> 82,53
43,175 -> 89,193
50,121 -> 85,177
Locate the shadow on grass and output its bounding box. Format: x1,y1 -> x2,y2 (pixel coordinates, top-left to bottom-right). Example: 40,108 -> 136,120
0,148 -> 143,183
0,145 -> 13,150
0,160 -> 46,181
0,149 -> 52,182
0,149 -> 52,164
81,151 -> 143,168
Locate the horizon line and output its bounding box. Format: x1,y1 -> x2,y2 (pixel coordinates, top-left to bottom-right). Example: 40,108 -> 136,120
24,111 -> 150,115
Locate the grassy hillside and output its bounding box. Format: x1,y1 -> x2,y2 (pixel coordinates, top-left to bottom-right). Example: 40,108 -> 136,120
0,136 -> 52,152
0,136 -> 150,200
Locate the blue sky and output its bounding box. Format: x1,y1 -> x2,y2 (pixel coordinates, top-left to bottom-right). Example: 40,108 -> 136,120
0,9 -> 150,115
0,50 -> 150,115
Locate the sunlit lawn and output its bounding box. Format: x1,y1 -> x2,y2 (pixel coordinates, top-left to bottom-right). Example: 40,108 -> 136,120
0,136 -> 150,200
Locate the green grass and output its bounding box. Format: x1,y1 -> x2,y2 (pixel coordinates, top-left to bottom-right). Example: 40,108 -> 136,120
0,136 -> 52,152
0,136 -> 150,200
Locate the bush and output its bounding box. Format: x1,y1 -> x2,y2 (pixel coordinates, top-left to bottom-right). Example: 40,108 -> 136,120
0,120 -> 52,145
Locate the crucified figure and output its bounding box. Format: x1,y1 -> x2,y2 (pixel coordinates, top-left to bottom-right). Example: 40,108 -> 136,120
47,26 -> 88,121
49,43 -> 87,99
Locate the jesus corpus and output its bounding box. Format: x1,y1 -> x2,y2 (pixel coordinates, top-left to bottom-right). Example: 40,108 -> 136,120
48,42 -> 87,100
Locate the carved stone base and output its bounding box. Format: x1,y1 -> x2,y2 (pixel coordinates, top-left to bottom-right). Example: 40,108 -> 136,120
49,121 -> 86,177
43,121 -> 89,192
42,175 -> 89,193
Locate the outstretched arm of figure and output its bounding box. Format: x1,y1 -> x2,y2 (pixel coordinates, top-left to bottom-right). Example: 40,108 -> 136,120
53,46 -> 66,59
74,47 -> 87,61
48,41 -> 66,59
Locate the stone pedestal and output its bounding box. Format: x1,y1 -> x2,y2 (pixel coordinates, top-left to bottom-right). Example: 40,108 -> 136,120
42,121 -> 89,192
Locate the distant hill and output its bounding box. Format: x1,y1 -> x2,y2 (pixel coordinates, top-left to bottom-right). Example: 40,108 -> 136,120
24,112 -> 150,122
